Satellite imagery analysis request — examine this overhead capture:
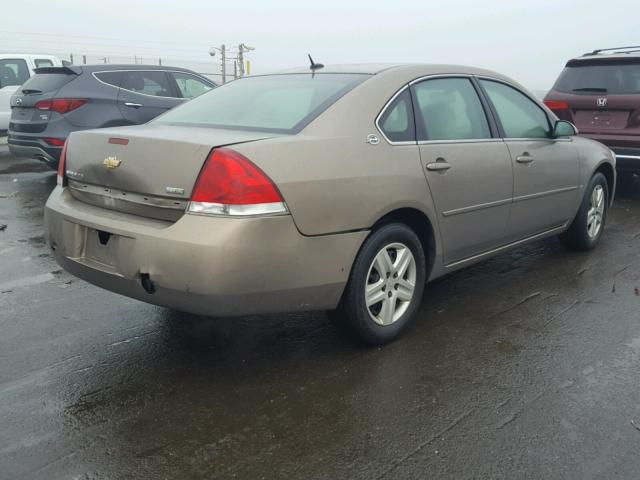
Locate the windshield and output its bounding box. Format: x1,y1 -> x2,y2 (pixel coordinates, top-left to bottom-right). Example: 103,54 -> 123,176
553,62 -> 640,94
154,73 -> 370,133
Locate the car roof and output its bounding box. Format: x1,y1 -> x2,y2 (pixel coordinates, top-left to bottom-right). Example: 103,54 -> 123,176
76,64 -> 202,74
0,53 -> 59,59
565,53 -> 640,67
275,63 -> 405,74
269,63 -> 518,85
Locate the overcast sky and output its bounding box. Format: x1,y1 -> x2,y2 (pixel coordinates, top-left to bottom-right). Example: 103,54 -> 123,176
2,0 -> 638,90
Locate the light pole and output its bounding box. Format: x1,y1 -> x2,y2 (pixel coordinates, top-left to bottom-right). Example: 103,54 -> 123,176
209,45 -> 227,84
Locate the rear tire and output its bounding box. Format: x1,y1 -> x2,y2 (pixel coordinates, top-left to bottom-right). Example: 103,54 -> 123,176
332,223 -> 426,345
559,173 -> 608,251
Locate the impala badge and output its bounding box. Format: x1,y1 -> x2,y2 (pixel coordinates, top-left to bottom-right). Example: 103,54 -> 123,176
165,186 -> 185,195
103,156 -> 121,169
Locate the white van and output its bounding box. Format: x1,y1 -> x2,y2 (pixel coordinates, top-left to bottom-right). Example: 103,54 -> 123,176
0,54 -> 62,132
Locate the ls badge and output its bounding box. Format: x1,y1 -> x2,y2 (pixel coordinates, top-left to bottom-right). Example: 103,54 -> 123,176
103,156 -> 122,169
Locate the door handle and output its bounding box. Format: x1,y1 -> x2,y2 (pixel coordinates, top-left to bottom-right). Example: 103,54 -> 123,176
516,154 -> 534,164
426,161 -> 452,172
124,102 -> 143,108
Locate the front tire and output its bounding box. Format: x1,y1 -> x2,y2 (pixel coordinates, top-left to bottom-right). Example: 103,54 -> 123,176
559,172 -> 608,251
333,223 -> 426,345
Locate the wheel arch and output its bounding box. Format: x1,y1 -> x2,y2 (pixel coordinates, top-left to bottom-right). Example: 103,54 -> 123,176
371,207 -> 437,278
593,161 -> 615,206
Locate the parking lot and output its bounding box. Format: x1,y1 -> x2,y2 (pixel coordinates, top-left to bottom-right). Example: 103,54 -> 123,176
1,143 -> 640,479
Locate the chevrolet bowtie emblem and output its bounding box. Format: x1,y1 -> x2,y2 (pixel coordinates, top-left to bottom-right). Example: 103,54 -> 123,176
103,156 -> 121,169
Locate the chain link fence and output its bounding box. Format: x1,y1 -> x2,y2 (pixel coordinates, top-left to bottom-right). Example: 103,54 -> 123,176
61,53 -> 224,83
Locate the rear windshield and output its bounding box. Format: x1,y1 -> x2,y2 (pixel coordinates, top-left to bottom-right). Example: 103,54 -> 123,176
154,73 -> 370,133
20,72 -> 76,93
553,61 -> 640,94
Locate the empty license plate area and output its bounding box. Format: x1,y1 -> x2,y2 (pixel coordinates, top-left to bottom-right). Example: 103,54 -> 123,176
574,110 -> 630,130
83,228 -> 120,268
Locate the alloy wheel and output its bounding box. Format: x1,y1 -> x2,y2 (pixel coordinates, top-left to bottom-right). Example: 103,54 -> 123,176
364,242 -> 417,326
587,184 -> 605,239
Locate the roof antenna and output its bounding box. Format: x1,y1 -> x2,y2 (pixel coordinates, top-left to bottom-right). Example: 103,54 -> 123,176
308,54 -> 324,71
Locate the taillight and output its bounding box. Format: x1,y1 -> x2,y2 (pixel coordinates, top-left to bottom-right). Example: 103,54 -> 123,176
57,139 -> 69,187
544,100 -> 569,111
36,99 -> 88,114
43,137 -> 66,147
188,147 -> 288,216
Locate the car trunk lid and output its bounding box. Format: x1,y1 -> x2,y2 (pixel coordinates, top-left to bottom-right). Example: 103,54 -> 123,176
65,124 -> 281,221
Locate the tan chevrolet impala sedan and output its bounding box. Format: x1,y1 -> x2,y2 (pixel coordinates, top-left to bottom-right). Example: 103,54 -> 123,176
45,64 -> 616,344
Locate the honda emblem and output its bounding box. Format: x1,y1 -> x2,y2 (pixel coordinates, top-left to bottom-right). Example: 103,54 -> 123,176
596,97 -> 607,107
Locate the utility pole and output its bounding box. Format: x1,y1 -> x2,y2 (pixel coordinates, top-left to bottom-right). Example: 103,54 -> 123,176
221,44 -> 226,84
210,43 -> 253,83
237,43 -> 255,77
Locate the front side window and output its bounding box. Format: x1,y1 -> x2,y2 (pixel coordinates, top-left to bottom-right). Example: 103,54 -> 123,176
0,59 -> 30,87
379,89 -> 415,142
172,72 -> 213,99
480,79 -> 550,139
411,77 -> 491,141
154,73 -> 369,134
121,71 -> 173,97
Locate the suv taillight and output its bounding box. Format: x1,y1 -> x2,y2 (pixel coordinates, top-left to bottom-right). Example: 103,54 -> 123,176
544,100 -> 569,111
188,148 -> 288,216
36,99 -> 88,114
57,139 -> 69,187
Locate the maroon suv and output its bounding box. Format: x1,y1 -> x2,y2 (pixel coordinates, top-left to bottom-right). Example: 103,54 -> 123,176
545,46 -> 640,174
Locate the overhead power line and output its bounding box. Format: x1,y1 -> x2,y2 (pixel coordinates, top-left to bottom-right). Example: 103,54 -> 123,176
0,29 -> 214,49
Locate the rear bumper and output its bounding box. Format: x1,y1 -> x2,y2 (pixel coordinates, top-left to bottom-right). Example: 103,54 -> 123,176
7,135 -> 61,167
610,147 -> 640,173
45,187 -> 367,317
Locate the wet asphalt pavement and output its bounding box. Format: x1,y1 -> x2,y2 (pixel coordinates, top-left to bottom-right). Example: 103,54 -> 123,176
1,144 -> 640,480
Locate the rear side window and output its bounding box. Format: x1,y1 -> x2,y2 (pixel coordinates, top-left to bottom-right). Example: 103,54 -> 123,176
480,80 -> 550,139
171,72 -> 213,99
0,59 -> 29,87
553,61 -> 640,94
412,77 -> 491,141
95,71 -> 123,88
34,59 -> 54,68
379,89 -> 415,142
121,71 -> 173,97
154,73 -> 369,134
20,72 -> 76,93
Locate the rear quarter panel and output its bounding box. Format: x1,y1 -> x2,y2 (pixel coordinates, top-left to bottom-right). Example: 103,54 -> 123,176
56,74 -> 124,128
235,134 -> 432,236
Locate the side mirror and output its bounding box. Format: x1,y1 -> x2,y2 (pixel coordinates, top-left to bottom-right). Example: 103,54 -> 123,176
553,120 -> 577,138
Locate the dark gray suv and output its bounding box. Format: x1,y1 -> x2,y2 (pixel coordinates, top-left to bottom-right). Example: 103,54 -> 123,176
8,64 -> 215,167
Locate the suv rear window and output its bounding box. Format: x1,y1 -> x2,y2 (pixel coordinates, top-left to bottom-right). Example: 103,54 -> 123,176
21,72 -> 76,93
553,60 -> 640,94
154,73 -> 369,134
